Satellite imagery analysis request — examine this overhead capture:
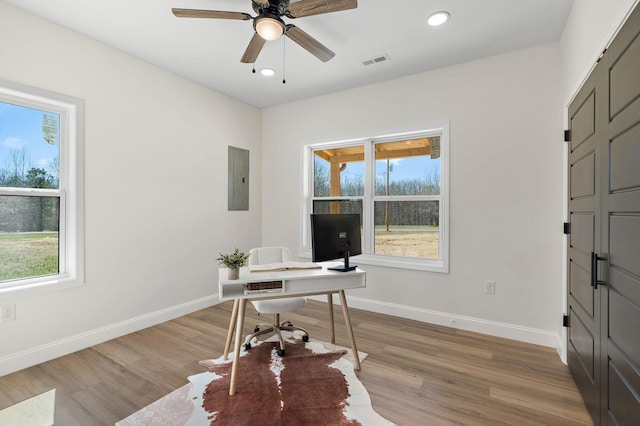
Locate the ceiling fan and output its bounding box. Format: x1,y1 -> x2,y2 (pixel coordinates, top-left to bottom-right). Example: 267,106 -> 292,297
172,0 -> 357,63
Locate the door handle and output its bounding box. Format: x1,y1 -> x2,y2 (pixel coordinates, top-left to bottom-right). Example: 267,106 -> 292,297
591,252 -> 607,289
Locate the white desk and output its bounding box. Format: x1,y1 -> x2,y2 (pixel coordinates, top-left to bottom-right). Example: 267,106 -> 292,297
219,265 -> 366,396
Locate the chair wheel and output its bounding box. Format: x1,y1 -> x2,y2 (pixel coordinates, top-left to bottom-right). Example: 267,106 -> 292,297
277,349 -> 285,356
302,335 -> 309,342
244,343 -> 252,350
254,326 -> 260,332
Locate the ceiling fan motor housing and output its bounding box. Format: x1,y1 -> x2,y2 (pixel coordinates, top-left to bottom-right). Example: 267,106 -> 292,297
252,0 -> 290,16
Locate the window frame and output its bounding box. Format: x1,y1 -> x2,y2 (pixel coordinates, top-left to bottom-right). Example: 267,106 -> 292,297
301,124 -> 449,273
0,79 -> 85,295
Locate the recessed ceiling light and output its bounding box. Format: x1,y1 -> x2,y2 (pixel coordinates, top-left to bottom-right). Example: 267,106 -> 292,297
260,68 -> 276,77
427,11 -> 450,26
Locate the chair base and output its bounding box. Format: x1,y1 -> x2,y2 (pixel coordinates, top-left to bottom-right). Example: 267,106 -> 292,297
243,314 -> 309,356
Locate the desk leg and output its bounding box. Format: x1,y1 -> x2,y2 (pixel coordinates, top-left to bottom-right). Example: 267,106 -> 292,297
229,299 -> 247,396
327,294 -> 335,344
223,300 -> 239,360
338,290 -> 361,371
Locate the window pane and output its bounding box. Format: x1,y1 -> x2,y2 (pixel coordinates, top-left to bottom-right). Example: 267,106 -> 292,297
374,200 -> 439,259
375,137 -> 440,196
0,101 -> 60,189
313,199 -> 362,216
0,195 -> 60,282
314,146 -> 364,197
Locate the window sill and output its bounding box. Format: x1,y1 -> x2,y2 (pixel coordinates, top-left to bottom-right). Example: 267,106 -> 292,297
0,274 -> 84,298
299,250 -> 448,273
354,254 -> 448,273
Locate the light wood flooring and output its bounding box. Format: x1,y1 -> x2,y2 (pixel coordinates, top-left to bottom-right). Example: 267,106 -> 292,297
0,300 -> 593,425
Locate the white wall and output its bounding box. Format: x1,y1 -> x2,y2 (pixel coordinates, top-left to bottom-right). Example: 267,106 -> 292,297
0,2 -> 262,375
262,43 -> 566,349
560,0 -> 640,104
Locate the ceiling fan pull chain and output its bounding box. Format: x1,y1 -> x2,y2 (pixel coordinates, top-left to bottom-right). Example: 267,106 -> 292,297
282,36 -> 286,84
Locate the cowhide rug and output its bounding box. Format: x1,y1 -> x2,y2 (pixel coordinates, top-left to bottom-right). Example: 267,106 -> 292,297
116,333 -> 393,425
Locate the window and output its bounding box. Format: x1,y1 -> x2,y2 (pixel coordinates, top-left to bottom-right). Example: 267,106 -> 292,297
0,79 -> 84,293
303,126 -> 449,272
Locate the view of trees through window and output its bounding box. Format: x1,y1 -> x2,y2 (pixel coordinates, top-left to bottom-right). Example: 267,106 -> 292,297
312,136 -> 442,260
0,100 -> 60,282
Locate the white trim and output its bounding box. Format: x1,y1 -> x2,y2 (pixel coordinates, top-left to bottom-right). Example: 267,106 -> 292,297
0,292 -> 562,376
311,294 -> 560,350
351,254 -> 445,272
0,294 -> 219,376
0,271 -> 81,297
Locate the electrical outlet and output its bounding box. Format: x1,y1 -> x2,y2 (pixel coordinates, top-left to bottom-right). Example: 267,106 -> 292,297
484,280 -> 496,295
1,303 -> 16,322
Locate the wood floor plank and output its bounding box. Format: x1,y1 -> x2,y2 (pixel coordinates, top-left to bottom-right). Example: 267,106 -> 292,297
0,300 -> 592,425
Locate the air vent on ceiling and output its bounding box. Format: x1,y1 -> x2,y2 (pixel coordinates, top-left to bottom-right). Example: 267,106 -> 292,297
361,54 -> 390,66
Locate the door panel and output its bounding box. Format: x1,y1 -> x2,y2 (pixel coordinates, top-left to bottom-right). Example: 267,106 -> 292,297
609,124 -> 640,192
609,27 -> 640,120
570,153 -> 597,197
609,214 -> 640,276
570,213 -> 595,253
571,91 -> 596,151
608,363 -> 640,426
600,4 -> 640,423
569,261 -> 593,316
608,290 -> 640,368
569,307 -> 596,379
567,71 -> 602,422
608,342 -> 640,410
569,212 -> 595,316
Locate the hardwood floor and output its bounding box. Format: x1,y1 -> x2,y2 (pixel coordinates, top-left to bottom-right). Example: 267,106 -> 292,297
0,300 -> 593,425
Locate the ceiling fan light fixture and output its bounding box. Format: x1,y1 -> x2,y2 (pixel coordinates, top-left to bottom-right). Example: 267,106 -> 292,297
427,11 -> 450,26
255,17 -> 285,41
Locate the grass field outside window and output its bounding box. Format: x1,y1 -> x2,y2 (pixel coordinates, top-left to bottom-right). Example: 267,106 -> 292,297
0,232 -> 59,282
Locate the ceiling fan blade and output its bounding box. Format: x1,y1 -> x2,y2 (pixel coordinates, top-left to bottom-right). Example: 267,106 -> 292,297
241,32 -> 267,63
171,8 -> 252,20
287,0 -> 357,18
285,25 -> 335,62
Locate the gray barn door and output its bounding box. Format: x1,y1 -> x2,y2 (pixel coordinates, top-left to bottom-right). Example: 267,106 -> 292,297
599,6 -> 640,423
567,70 -> 602,422
567,4 -> 640,424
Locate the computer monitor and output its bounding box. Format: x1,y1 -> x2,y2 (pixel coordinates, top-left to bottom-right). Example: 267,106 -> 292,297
310,213 -> 362,272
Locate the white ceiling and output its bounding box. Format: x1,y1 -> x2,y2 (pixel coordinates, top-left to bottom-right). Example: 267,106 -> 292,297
3,0 -> 574,108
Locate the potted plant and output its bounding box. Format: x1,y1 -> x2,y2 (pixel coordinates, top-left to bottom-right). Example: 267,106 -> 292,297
217,248 -> 250,280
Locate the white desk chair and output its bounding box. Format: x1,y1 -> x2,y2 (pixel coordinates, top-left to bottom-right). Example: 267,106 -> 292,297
243,247 -> 309,356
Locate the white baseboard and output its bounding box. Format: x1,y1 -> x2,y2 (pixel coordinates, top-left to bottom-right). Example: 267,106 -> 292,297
0,294 -> 219,377
313,294 -> 560,350
1,293 -> 562,377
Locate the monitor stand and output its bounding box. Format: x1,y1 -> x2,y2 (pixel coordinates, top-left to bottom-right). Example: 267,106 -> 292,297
328,250 -> 357,272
